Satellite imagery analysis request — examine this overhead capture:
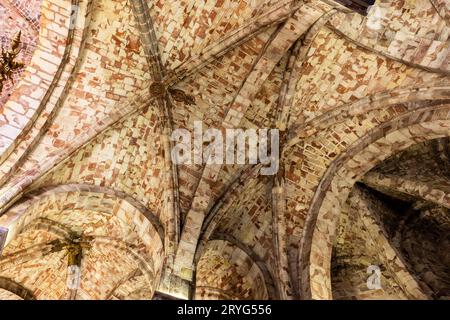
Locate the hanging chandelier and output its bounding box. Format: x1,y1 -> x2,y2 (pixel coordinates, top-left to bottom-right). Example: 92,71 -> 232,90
0,31 -> 25,94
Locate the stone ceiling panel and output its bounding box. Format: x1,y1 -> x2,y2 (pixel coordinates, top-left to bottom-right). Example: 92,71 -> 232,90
150,0 -> 289,70
288,27 -> 447,128
28,106 -> 167,224
196,239 -> 268,300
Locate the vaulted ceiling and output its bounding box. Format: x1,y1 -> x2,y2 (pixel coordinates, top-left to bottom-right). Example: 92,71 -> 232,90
0,0 -> 449,300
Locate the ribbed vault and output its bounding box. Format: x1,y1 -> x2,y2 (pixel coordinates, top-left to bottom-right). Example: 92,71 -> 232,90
0,0 -> 449,300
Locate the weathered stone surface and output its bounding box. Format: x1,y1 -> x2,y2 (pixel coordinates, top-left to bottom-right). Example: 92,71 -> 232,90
0,0 -> 449,300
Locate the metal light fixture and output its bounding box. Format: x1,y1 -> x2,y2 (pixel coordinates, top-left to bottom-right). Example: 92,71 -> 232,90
66,243 -> 83,290
64,240 -> 92,300
0,31 -> 25,94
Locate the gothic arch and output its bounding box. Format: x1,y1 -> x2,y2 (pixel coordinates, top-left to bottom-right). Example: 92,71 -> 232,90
0,0 -> 93,171
0,184 -> 165,299
299,104 -> 450,299
0,276 -> 35,300
0,184 -> 164,243
195,239 -> 270,300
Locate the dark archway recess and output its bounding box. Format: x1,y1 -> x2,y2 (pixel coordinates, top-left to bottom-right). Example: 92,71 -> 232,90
335,0 -> 376,15
332,138 -> 450,300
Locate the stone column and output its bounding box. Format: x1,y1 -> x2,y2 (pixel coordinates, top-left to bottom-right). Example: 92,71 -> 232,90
0,226 -> 8,256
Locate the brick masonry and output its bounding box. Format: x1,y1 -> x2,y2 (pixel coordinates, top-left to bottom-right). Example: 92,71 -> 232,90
0,0 -> 449,300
